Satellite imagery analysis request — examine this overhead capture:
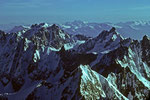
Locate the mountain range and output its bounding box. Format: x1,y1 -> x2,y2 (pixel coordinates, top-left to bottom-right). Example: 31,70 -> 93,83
60,20 -> 150,40
1,20 -> 150,40
0,23 -> 150,100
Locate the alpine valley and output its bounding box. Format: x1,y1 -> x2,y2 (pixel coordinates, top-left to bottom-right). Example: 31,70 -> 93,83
0,23 -> 150,100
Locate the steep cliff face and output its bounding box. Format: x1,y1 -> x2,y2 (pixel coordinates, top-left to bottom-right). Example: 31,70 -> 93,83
90,35 -> 150,99
0,25 -> 149,100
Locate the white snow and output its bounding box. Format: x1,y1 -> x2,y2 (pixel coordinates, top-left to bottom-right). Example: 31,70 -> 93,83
107,73 -> 117,88
59,32 -> 66,39
112,34 -> 117,41
64,40 -> 85,50
24,38 -> 31,51
33,50 -> 40,62
41,23 -> 49,28
74,26 -> 79,29
143,63 -> 150,78
62,25 -> 71,28
89,26 -> 94,29
47,47 -> 60,54
133,20 -> 147,26
64,43 -> 74,50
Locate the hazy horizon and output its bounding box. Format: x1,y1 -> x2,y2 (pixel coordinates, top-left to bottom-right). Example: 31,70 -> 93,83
1,0 -> 150,24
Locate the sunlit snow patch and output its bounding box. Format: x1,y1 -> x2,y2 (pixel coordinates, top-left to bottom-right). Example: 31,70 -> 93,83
33,50 -> 40,62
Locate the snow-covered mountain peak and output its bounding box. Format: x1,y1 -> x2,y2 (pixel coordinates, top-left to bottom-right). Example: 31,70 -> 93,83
109,27 -> 116,33
76,27 -> 125,54
49,24 -> 65,35
96,27 -> 121,41
31,23 -> 49,29
50,24 -> 59,29
25,23 -> 67,38
22,23 -> 72,49
142,35 -> 150,41
39,23 -> 49,28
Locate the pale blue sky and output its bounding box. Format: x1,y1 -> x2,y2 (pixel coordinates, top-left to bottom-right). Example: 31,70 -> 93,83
0,0 -> 150,24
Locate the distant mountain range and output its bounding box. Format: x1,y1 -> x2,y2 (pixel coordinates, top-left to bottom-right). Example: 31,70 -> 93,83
60,20 -> 150,40
1,20 -> 150,40
0,23 -> 150,100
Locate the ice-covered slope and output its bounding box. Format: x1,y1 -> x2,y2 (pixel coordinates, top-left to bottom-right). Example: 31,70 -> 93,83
80,65 -> 129,100
0,24 -> 150,100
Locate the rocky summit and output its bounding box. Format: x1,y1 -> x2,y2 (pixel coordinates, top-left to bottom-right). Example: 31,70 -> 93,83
0,23 -> 150,100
